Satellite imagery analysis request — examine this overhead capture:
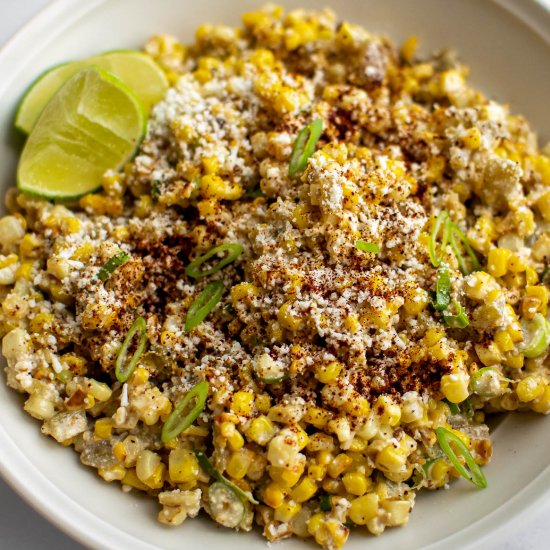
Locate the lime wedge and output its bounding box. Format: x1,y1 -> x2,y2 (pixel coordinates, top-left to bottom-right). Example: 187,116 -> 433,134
17,67 -> 146,200
15,51 -> 167,134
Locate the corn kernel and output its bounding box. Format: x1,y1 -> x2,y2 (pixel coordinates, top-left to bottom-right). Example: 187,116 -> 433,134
375,445 -> 407,473
440,372 -> 470,403
201,174 -> 243,200
263,482 -> 285,508
348,493 -> 379,525
327,454 -> 353,478
230,391 -> 255,416
226,449 -> 253,480
343,471 -> 368,496
315,361 -> 343,384
487,248 -> 511,278
94,418 -> 113,439
277,301 -> 303,331
516,376 -> 545,402
522,285 -> 548,318
245,415 -> 276,445
291,477 -> 318,503
169,448 -> 199,483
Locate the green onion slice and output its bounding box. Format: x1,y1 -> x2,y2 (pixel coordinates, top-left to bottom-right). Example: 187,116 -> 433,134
429,211 -> 451,268
521,313 -> 550,358
449,223 -> 481,275
429,210 -> 480,274
541,266 -> 550,285
185,281 -> 225,333
444,399 -> 461,416
288,118 -> 323,177
442,300 -> 469,328
98,252 -> 130,282
355,240 -> 380,254
435,427 -> 487,489
434,264 -> 451,311
185,243 -> 243,280
115,316 -> 147,383
319,495 -> 332,512
161,381 -> 209,442
469,367 -> 498,394
195,450 -> 259,504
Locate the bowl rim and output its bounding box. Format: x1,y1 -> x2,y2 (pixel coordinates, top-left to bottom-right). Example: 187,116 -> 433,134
1,1 -> 550,549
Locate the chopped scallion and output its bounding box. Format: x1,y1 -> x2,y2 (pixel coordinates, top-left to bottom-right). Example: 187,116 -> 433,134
429,210 -> 480,274
442,300 -> 469,328
435,427 -> 487,489
185,243 -> 243,279
540,266 -> 550,286
161,381 -> 209,442
97,252 -> 130,282
521,313 -> 550,358
449,223 -> 481,275
429,211 -> 451,268
115,316 -> 147,383
355,240 -> 380,254
319,495 -> 332,512
195,450 -> 259,504
184,281 -> 225,333
288,118 -> 323,177
444,399 -> 461,415
434,264 -> 451,311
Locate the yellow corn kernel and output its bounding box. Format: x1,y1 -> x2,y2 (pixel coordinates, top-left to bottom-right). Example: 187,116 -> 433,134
307,463 -> 327,482
201,156 -> 220,175
526,267 -> 539,286
263,482 -> 286,508
535,190 -> 550,221
134,195 -> 152,218
201,174 -> 243,200
274,499 -> 302,522
375,395 -> 401,426
303,406 -> 332,429
60,217 -> 81,235
277,301 -> 303,331
327,454 -> 353,479
122,469 -> 149,491
307,433 -> 335,453
20,233 -> 42,258
507,253 -> 528,273
226,449 -> 253,480
440,372 -> 470,403
230,282 -> 259,304
403,287 -> 429,316
487,248 -> 511,278
494,330 -> 514,353
131,367 -> 150,386
245,415 -> 276,445
249,48 -> 275,68
375,445 -> 407,473
28,312 -> 54,333
255,393 -> 271,414
430,457 -> 450,486
400,35 -> 417,63
79,194 -> 123,216
227,429 -> 245,451
504,352 -> 524,369
522,285 -> 548,318
348,493 -> 379,525
530,386 -> 550,414
112,442 -> 126,463
71,242 -> 95,262
98,463 -> 126,482
461,127 -> 482,150
344,313 -> 360,333
475,341 -> 502,367
230,391 -> 255,416
169,448 -> 199,484
291,477 -> 318,503
343,471 -> 368,496
94,418 -> 113,439
315,361 -> 343,384
516,376 -> 545,402
423,327 -> 445,347
14,261 -> 34,280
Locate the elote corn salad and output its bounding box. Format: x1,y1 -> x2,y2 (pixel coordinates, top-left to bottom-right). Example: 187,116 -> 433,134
2,5 -> 550,548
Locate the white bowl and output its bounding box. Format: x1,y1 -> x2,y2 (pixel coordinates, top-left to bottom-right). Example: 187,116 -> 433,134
1,1 -> 550,549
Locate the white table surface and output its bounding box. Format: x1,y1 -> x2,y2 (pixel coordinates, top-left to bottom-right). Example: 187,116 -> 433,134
1,1 -> 550,549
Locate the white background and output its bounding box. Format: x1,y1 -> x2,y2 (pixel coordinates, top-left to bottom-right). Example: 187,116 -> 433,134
0,1 -> 549,549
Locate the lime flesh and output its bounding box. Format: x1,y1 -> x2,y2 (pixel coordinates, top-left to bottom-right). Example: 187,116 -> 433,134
15,51 -> 167,134
17,67 -> 146,200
